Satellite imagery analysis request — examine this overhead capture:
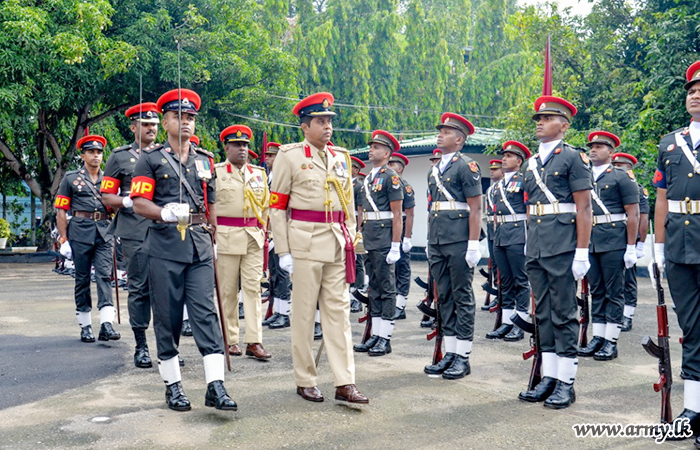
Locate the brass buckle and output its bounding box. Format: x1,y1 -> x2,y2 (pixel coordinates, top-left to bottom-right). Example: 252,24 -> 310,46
93,211 -> 101,221
686,198 -> 693,214
551,201 -> 560,214
535,204 -> 544,216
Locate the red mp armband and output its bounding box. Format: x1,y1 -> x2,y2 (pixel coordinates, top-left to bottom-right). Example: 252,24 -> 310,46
100,176 -> 121,194
269,191 -> 289,210
130,176 -> 156,200
54,195 -> 71,210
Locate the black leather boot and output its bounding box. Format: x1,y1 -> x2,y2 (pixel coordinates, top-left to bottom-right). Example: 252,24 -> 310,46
486,323 -> 513,340
420,316 -> 434,328
205,380 -> 238,410
354,335 -> 379,352
392,308 -> 406,320
80,325 -> 95,343
181,319 -> 193,337
268,314 -> 290,329
314,322 -> 323,340
593,340 -> 618,361
263,313 -> 280,326
694,435 -> 699,449
442,355 -> 470,379
165,382 -> 191,411
238,303 -> 245,319
350,299 -> 363,313
503,326 -> 524,342
577,335 -> 605,357
368,338 -> 392,356
424,353 -> 456,375
665,409 -> 700,440
98,322 -> 121,341
133,330 -> 152,368
178,356 -> 185,367
518,376 -> 557,402
621,316 -> 633,332
544,380 -> 576,409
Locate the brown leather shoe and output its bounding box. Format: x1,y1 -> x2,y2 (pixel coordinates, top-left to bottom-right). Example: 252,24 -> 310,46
227,344 -> 242,356
296,386 -> 324,402
335,384 -> 369,404
245,343 -> 271,360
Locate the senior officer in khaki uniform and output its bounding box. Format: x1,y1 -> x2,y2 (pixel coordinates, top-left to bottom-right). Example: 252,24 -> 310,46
269,92 -> 368,404
352,130 -> 404,357
577,131 -> 639,361
56,135 -> 120,343
611,152 -> 649,332
651,61 -> 700,442
101,102 -> 159,368
131,88 -> 236,412
423,113 -> 483,380
518,96 -> 592,410
215,124 -> 271,360
488,141 -> 531,342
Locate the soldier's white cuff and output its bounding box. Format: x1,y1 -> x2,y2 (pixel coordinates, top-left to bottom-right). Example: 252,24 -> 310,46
626,244 -> 636,252
654,243 -> 665,260
122,196 -> 134,208
390,242 -> 401,252
574,248 -> 589,261
467,240 -> 480,252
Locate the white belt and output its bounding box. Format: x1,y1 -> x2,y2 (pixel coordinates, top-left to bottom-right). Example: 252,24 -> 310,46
486,216 -> 495,223
364,211 -> 394,220
497,213 -> 527,223
592,213 -> 627,225
430,201 -> 470,212
528,203 -> 577,216
668,199 -> 700,214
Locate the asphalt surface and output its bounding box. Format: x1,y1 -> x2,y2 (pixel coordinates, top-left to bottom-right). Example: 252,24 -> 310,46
0,261 -> 696,450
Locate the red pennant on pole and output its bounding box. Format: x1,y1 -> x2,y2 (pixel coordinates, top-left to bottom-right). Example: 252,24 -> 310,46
543,34 -> 552,95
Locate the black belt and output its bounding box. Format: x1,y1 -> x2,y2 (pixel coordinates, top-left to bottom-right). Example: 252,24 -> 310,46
72,210 -> 110,221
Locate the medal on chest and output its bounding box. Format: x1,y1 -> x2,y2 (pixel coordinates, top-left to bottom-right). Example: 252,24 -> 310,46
333,161 -> 348,178
372,177 -> 384,192
195,159 -> 212,181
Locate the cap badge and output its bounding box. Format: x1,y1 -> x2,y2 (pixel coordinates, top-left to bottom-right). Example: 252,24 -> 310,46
539,103 -> 546,111
182,98 -> 190,105
322,99 -> 329,108
236,130 -> 242,137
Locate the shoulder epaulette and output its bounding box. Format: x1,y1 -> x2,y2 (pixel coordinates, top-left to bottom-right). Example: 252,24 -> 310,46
661,127 -> 687,139
562,143 -> 585,153
65,169 -> 80,175
195,147 -> 215,158
113,144 -> 131,152
330,145 -> 347,153
214,161 -> 227,168
143,143 -> 163,153
459,153 -> 474,163
249,164 -> 265,171
280,142 -> 303,152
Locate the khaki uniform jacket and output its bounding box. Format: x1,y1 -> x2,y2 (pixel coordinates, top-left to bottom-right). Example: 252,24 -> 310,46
214,162 -> 269,255
269,139 -> 356,263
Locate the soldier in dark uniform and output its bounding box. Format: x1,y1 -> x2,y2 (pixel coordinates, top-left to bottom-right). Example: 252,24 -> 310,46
263,142 -> 293,329
651,61 -> 700,441
423,113 -> 483,380
517,96 -> 592,409
611,152 -> 649,332
352,130 -> 404,356
387,152 -> 415,320
56,135 -> 120,343
101,102 -> 159,368
482,159 -> 503,311
350,156 -> 367,313
577,132 -> 639,361
487,141 -> 531,342
131,88 -> 236,412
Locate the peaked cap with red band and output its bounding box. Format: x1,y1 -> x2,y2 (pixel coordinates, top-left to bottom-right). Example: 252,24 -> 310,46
586,131 -> 620,148
156,89 -> 201,115
265,142 -> 281,154
220,125 -> 252,143
368,130 -> 400,152
125,102 -> 160,123
533,96 -> 577,122
389,152 -> 409,166
437,113 -> 475,136
77,135 -> 107,152
612,152 -> 638,166
350,156 -> 366,169
501,140 -> 531,160
489,159 -> 503,169
190,135 -> 200,146
248,149 -> 259,159
293,92 -> 336,118
686,61 -> 700,89
358,172 -> 367,178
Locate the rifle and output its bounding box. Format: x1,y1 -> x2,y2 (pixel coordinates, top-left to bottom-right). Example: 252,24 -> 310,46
489,269 -> 502,330
577,277 -> 590,348
112,242 -> 121,324
480,259 -> 497,306
263,253 -> 275,320
512,291 -> 541,390
414,276 -> 434,326
417,273 -> 443,364
357,288 -> 372,344
207,228 -> 232,372
641,221 -> 673,424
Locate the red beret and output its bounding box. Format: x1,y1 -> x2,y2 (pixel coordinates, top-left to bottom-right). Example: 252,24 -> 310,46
125,103 -> 160,123
437,113 -> 475,136
533,96 -> 577,122
189,135 -> 200,146
248,149 -> 259,159
77,135 -> 106,152
220,125 -> 253,143
156,89 -> 201,115
293,92 -> 336,118
368,130 -> 400,152
389,152 -> 409,166
489,159 -> 503,169
350,156 -> 366,169
612,152 -> 638,166
587,131 -> 620,148
265,142 -> 281,154
686,61 -> 700,89
501,140 -> 531,160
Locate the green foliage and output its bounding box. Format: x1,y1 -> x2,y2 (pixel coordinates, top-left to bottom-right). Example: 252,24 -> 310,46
0,218 -> 10,239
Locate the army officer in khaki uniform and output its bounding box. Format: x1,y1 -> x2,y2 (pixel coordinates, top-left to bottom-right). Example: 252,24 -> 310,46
216,125 -> 271,360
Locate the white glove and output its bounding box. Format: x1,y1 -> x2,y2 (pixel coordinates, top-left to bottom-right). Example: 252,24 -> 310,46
649,243 -> 665,289
465,240 -> 481,268
386,242 -> 401,264
59,241 -> 72,259
402,237 -> 412,253
571,247 -> 590,281
635,241 -> 645,259
122,196 -> 134,208
268,238 -> 275,251
160,207 -> 178,222
623,244 -> 637,269
279,254 -> 294,274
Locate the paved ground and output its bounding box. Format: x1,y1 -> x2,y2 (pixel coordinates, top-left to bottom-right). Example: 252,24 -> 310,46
0,261 -> 695,449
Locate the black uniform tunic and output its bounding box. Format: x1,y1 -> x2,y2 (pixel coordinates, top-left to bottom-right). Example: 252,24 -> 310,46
395,177 -> 415,297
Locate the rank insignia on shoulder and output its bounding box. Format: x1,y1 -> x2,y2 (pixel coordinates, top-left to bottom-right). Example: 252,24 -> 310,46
392,176 -> 400,188
554,148 -> 562,154
405,185 -> 413,194
627,169 -> 636,180
643,187 -> 649,197
580,153 -> 590,164
468,161 -> 479,173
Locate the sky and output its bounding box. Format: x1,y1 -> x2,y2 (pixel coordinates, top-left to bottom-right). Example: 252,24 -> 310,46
518,0 -> 595,16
